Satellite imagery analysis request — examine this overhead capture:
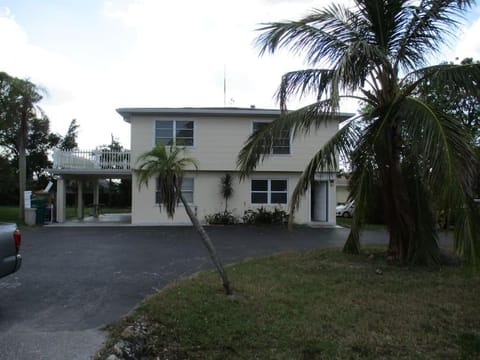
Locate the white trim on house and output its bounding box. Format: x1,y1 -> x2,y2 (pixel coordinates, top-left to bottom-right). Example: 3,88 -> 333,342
118,107 -> 353,122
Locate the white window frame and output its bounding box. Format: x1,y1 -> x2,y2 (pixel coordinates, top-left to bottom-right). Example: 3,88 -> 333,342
251,121 -> 291,155
154,119 -> 195,147
156,176 -> 194,204
250,178 -> 288,205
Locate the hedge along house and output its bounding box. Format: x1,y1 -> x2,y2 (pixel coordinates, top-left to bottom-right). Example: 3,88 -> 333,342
114,107 -> 348,226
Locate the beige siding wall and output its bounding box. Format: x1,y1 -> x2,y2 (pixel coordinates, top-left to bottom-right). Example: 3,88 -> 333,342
129,112 -> 339,225
131,171 -> 337,225
130,114 -> 338,172
336,186 -> 349,204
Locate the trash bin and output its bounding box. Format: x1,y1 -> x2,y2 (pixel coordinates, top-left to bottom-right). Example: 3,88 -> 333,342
31,196 -> 47,225
24,207 -> 37,226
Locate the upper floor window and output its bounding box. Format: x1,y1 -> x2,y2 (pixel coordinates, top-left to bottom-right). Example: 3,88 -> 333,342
155,120 -> 194,147
252,121 -> 290,155
251,179 -> 288,204
156,177 -> 194,204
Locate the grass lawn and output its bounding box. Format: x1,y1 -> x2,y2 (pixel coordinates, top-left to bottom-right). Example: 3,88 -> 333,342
96,248 -> 480,360
0,206 -> 21,223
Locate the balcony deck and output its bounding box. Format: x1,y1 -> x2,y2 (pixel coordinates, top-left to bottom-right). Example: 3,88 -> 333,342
51,149 -> 132,177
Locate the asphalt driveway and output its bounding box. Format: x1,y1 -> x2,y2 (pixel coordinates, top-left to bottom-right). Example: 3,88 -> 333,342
0,225 -> 394,359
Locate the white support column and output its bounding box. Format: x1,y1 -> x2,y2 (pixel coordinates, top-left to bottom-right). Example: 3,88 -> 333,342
56,177 -> 66,223
93,179 -> 100,217
77,180 -> 84,219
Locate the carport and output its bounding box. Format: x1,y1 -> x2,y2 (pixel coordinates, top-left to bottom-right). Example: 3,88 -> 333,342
50,148 -> 132,223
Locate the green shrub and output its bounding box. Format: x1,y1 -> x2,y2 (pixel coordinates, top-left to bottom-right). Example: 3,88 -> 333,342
242,207 -> 288,225
205,211 -> 238,225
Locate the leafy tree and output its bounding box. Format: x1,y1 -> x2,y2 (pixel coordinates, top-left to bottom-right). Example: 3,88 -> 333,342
238,0 -> 480,265
417,58 -> 480,145
59,119 -> 79,150
2,113 -> 60,182
135,144 -> 232,294
96,135 -> 131,207
0,72 -> 50,219
417,57 -> 480,209
28,116 -> 61,182
0,154 -> 19,204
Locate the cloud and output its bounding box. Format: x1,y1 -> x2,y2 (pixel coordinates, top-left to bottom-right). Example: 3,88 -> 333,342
2,0 -> 476,150
0,9 -> 73,99
454,17 -> 480,61
102,0 -> 323,108
0,7 -> 131,147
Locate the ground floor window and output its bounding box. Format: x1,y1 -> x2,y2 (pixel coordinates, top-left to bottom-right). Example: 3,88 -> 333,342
251,179 -> 287,204
156,177 -> 194,204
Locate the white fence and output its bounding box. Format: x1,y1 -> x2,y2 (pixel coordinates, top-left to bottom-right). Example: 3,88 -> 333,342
52,149 -> 131,171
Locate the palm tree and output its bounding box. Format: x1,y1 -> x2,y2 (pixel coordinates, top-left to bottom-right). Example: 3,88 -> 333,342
135,144 -> 232,294
238,0 -> 480,265
220,173 -> 234,212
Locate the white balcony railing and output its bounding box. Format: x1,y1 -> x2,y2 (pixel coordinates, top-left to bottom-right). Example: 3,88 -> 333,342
52,148 -> 131,172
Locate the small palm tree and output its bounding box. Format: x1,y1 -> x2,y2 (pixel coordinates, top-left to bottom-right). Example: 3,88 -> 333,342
136,144 -> 232,294
220,173 -> 234,212
238,0 -> 480,265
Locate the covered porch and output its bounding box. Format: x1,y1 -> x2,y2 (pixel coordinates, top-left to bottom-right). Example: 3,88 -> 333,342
50,148 -> 132,223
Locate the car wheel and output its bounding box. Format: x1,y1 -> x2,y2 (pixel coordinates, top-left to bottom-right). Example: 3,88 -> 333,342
342,211 -> 351,218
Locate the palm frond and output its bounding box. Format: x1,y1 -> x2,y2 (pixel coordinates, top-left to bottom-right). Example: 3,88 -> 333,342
275,69 -> 335,111
399,97 -> 476,196
393,0 -> 474,71
342,117 -> 386,254
134,144 -> 198,218
355,0 -> 408,52
256,6 -> 353,65
399,97 -> 480,264
454,199 -> 480,266
402,62 -> 480,98
288,117 -> 361,222
237,99 -> 353,177
256,5 -> 390,95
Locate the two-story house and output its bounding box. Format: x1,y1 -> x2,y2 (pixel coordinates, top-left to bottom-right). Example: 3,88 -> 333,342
116,107 -> 345,226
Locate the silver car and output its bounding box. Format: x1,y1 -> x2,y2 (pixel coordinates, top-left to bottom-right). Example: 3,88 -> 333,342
0,223 -> 22,279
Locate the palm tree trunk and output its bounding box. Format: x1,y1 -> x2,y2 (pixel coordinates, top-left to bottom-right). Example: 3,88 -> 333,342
381,126 -> 415,263
382,164 -> 414,262
342,230 -> 361,254
178,192 -> 232,295
18,139 -> 26,222
18,106 -> 28,222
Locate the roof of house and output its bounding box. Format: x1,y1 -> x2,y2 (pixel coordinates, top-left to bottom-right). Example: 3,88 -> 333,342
116,107 -> 354,123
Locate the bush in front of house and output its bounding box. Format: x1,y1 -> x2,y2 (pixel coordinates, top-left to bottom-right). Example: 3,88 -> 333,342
242,207 -> 288,225
205,211 -> 238,225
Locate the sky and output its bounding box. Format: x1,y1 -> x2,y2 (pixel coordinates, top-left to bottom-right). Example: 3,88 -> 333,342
1,0 -> 480,149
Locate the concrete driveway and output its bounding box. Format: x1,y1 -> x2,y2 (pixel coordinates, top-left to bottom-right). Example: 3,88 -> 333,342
0,225 -> 392,359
